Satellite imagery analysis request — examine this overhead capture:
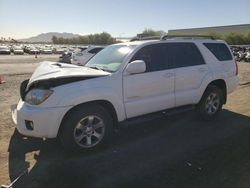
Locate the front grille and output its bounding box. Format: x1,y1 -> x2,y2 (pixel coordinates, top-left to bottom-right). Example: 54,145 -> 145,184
20,79 -> 29,101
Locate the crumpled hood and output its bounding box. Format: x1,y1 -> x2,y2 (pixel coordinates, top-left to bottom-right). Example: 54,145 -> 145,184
28,61 -> 110,88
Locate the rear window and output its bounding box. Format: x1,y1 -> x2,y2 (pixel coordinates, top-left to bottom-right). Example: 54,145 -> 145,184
89,47 -> 103,54
204,43 -> 232,61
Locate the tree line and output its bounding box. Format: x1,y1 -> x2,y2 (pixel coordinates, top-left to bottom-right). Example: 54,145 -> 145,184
51,29 -> 250,45
52,32 -> 116,45
140,29 -> 250,45
207,32 -> 250,45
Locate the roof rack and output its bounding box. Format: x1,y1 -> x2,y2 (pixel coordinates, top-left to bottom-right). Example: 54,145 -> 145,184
160,35 -> 215,40
129,35 -> 215,42
130,36 -> 161,42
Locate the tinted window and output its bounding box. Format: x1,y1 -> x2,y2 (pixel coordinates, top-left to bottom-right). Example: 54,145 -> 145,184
131,44 -> 170,72
204,43 -> 232,61
169,43 -> 205,68
89,47 -> 103,54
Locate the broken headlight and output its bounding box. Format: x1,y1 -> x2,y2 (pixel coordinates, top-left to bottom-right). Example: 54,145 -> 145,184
25,89 -> 53,105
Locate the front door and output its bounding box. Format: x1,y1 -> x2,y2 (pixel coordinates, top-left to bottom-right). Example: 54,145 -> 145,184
123,43 -> 175,118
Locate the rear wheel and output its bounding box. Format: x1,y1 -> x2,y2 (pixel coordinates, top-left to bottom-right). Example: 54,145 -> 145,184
197,86 -> 223,120
60,104 -> 113,152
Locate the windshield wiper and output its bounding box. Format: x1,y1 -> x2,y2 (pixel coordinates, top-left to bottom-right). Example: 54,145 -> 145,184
88,66 -> 104,71
87,65 -> 113,73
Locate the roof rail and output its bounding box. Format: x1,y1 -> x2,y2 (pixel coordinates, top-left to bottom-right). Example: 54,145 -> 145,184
130,36 -> 161,42
160,35 -> 215,40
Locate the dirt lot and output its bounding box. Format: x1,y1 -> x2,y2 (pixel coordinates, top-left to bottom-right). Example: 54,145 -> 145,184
0,57 -> 250,188
0,55 -> 59,75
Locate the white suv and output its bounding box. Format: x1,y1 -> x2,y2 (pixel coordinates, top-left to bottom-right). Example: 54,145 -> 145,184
71,46 -> 104,66
12,36 -> 239,151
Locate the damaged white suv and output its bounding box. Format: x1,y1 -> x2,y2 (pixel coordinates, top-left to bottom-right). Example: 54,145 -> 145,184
12,36 -> 239,151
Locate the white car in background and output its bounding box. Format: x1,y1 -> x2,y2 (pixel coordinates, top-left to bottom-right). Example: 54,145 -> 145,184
41,48 -> 53,54
71,46 -> 104,66
13,46 -> 24,55
0,45 -> 11,54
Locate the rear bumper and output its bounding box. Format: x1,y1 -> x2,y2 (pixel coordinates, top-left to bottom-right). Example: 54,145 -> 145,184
0,51 -> 11,54
14,52 -> 24,55
11,100 -> 71,138
226,76 -> 239,94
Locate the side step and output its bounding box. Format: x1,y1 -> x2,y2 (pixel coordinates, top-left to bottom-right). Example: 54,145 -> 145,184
120,105 -> 195,126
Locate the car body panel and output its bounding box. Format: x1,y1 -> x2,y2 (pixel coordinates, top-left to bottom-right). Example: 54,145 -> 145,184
27,61 -> 111,89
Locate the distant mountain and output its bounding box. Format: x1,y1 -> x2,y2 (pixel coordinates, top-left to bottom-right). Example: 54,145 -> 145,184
19,32 -> 81,43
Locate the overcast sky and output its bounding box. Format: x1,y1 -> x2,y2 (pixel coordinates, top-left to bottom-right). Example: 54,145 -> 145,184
0,0 -> 249,39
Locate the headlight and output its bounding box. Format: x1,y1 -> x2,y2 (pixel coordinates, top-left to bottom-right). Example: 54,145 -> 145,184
25,89 -> 53,105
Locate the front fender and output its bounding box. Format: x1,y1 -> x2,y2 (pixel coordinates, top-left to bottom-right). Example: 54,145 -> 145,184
65,89 -> 124,121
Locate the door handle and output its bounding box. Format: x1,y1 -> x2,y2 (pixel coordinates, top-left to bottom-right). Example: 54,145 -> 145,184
198,67 -> 207,72
163,73 -> 174,78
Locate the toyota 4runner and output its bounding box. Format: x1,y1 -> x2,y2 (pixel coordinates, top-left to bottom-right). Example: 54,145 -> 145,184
12,35 -> 239,151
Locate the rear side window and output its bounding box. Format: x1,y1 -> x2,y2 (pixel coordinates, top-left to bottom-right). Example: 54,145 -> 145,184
204,43 -> 232,61
168,43 -> 205,68
89,47 -> 103,54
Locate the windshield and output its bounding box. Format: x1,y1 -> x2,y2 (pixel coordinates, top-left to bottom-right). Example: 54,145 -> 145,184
85,44 -> 136,72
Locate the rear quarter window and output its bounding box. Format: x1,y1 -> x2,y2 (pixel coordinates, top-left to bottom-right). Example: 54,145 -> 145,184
204,43 -> 232,61
89,48 -> 103,54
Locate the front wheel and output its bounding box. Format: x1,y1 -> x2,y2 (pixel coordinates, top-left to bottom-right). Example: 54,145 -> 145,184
60,104 -> 113,152
197,86 -> 223,120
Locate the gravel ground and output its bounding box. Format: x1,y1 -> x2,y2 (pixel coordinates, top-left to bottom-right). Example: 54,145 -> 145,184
0,54 -> 60,75
0,58 -> 249,188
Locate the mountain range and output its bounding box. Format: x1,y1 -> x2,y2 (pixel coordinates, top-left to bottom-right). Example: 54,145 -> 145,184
19,32 -> 81,43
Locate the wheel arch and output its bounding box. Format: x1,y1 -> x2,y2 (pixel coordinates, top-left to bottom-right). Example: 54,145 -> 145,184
57,100 -> 119,137
203,79 -> 227,104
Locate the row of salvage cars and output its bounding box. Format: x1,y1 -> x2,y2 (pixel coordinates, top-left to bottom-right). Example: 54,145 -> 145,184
231,46 -> 250,62
0,45 -> 24,55
0,44 -> 85,55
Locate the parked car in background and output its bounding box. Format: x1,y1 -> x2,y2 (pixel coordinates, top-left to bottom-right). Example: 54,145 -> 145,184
13,46 -> 24,55
53,48 -> 66,54
78,47 -> 88,51
71,46 -> 104,66
41,48 -> 53,54
245,51 -> 250,62
0,45 -> 11,54
29,47 -> 40,54
59,51 -> 73,63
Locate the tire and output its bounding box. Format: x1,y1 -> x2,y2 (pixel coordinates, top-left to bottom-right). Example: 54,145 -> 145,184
60,104 -> 113,152
197,86 -> 223,120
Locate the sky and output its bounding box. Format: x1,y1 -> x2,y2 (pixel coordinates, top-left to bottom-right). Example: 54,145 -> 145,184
0,0 -> 249,39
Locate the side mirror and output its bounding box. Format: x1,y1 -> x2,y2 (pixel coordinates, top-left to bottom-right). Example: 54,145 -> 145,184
125,60 -> 146,74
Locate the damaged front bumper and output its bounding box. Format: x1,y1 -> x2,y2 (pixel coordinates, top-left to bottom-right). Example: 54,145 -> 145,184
11,100 -> 71,138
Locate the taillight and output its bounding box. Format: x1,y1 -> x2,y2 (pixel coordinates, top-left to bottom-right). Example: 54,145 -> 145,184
234,60 -> 238,75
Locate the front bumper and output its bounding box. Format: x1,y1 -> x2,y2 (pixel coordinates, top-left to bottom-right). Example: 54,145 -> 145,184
11,100 -> 71,138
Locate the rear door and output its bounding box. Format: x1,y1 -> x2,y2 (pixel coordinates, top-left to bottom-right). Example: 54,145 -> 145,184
170,42 -> 208,106
123,43 -> 175,118
203,43 -> 235,77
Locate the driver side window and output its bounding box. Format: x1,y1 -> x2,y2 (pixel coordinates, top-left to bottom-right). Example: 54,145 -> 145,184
130,44 -> 168,72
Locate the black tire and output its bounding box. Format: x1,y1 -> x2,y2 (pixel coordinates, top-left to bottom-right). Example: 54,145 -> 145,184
197,86 -> 223,120
60,104 -> 113,152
